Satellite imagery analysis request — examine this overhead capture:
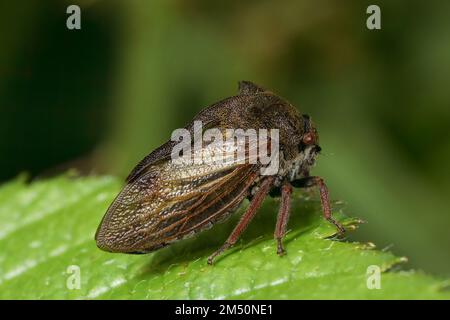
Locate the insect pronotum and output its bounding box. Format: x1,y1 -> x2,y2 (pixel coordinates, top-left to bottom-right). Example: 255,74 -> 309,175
95,81 -> 345,264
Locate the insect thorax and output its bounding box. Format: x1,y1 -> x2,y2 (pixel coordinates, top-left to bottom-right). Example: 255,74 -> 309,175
278,145 -> 318,183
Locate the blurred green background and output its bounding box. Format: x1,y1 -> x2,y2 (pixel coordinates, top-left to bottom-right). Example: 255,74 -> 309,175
0,0 -> 449,275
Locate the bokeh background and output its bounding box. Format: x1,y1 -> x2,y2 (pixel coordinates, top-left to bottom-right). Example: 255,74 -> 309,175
1,0 -> 449,275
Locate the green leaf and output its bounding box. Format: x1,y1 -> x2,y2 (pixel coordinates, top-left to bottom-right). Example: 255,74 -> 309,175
0,174 -> 448,299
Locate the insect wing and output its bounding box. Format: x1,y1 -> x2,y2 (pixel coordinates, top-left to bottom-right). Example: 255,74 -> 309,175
95,139 -> 260,253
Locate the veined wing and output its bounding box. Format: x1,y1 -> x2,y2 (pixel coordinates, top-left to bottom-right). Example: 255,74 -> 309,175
95,139 -> 261,253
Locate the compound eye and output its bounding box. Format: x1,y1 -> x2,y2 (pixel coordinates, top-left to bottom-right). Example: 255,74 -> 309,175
302,132 -> 315,145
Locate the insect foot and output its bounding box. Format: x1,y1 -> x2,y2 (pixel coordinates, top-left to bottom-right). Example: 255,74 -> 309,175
207,243 -> 231,265
328,217 -> 346,237
276,239 -> 286,256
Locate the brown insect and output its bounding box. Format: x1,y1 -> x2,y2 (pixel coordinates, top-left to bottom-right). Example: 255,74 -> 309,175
95,81 -> 345,264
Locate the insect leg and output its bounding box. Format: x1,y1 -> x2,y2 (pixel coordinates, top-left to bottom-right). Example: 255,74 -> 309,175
207,176 -> 275,265
292,176 -> 345,235
274,182 -> 293,255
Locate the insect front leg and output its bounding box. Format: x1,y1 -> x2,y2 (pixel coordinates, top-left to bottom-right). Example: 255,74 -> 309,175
274,181 -> 293,255
207,176 -> 275,265
292,176 -> 345,235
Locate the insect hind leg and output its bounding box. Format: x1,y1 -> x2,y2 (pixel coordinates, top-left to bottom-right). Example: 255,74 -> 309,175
207,176 -> 275,265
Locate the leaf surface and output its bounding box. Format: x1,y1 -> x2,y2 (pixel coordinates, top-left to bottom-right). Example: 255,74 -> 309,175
0,175 -> 448,299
